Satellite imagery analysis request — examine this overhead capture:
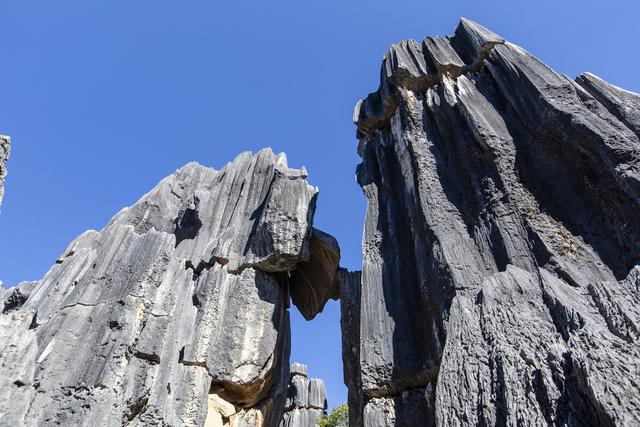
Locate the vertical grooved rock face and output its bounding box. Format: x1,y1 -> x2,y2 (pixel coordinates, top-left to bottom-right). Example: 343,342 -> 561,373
0,135 -> 10,207
0,148 -> 334,427
348,18 -> 640,426
338,268 -> 363,426
280,363 -> 327,427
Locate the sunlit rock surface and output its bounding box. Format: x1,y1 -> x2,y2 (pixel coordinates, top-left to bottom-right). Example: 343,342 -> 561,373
348,18 -> 640,426
0,149 -> 337,426
0,135 -> 9,207
280,363 -> 327,427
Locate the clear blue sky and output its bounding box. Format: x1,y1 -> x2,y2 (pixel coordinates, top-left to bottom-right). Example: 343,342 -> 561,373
1,0 -> 638,410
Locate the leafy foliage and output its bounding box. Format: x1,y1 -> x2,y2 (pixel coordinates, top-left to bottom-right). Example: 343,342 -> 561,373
317,403 -> 348,427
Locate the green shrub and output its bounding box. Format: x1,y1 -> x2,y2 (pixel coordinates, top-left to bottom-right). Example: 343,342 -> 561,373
317,403 -> 348,427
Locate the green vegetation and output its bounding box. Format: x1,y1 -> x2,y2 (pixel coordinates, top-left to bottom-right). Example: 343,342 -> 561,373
317,403 -> 348,427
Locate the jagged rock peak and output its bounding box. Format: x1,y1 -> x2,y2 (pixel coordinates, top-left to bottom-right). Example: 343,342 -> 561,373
281,363 -> 328,427
353,18 -> 505,146
0,148 -> 339,427
0,135 -> 10,206
348,19 -> 640,426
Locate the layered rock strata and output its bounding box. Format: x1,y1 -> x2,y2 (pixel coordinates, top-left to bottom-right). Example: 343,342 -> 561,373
0,135 -> 10,206
349,19 -> 640,426
0,149 -> 337,426
280,363 -> 328,427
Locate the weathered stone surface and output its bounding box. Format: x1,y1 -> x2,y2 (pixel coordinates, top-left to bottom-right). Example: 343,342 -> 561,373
289,228 -> 341,320
286,374 -> 309,410
338,268 -> 363,427
280,363 -> 327,427
438,266 -> 640,426
576,72 -> 640,138
289,362 -> 308,377
0,149 -> 335,426
363,387 -> 435,427
0,135 -> 9,207
349,18 -> 640,426
280,408 -> 324,427
307,379 -> 326,410
208,392 -> 237,418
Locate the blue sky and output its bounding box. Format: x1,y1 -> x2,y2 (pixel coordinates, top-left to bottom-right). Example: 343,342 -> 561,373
1,0 -> 638,410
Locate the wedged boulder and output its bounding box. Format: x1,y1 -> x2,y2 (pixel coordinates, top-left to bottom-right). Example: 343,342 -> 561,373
348,18 -> 640,426
289,228 -> 341,320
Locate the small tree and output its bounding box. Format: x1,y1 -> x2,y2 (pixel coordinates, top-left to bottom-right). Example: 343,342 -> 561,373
317,403 -> 348,427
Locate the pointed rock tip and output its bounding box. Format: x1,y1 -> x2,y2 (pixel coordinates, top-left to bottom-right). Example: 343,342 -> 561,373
577,72 -> 604,84
255,146 -> 276,157
456,17 -> 504,44
353,99 -> 364,124
576,71 -> 637,95
228,150 -> 254,165
252,147 -> 292,169
290,363 -> 308,377
274,150 -> 288,167
174,161 -> 214,174
271,150 -> 313,180
579,71 -> 597,78
458,17 -> 489,31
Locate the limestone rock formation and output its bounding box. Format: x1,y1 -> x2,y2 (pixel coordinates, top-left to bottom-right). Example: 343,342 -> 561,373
280,363 -> 327,427
349,19 -> 640,426
0,149 -> 336,426
290,229 -> 341,321
0,135 -> 10,206
338,269 -> 364,426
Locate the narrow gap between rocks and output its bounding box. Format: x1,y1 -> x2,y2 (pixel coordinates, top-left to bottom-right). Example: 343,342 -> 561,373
289,298 -> 347,411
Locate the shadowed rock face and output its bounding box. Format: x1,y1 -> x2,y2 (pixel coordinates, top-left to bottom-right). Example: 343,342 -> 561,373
338,269 -> 364,426
0,149 -> 337,427
290,229 -> 341,321
0,135 -> 9,207
348,18 -> 640,426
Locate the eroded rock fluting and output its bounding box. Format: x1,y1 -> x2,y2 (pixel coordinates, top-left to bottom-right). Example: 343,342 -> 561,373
280,363 -> 328,427
347,19 -> 640,426
0,135 -> 10,207
0,149 -> 339,426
